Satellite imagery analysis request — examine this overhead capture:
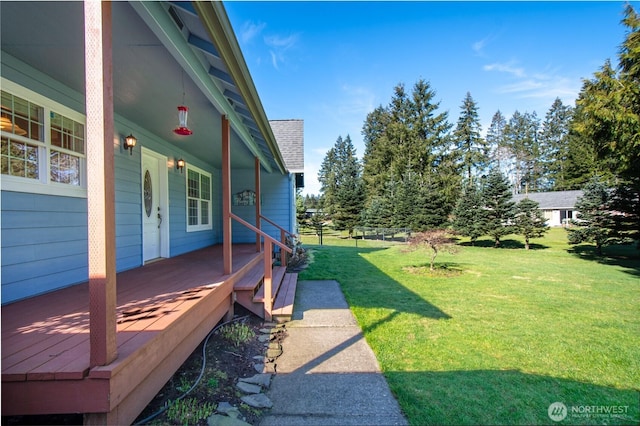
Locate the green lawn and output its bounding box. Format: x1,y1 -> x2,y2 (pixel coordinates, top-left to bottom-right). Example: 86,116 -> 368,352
298,228 -> 640,425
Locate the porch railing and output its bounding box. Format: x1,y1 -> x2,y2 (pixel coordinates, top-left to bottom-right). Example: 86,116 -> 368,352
230,213 -> 292,320
260,214 -> 297,266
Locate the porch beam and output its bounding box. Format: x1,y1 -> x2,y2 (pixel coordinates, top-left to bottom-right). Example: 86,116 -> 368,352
255,157 -> 261,252
84,0 -> 117,367
222,115 -> 232,275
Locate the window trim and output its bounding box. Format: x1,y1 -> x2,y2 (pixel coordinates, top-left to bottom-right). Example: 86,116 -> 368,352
1,78 -> 87,198
185,164 -> 213,232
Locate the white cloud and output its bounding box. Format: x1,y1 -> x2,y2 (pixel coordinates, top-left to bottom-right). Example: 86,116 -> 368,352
240,21 -> 266,44
264,34 -> 299,69
485,61 -> 581,105
483,61 -> 526,78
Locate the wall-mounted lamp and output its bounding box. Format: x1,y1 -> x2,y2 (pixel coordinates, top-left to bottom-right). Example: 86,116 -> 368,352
176,158 -> 185,173
124,134 -> 137,155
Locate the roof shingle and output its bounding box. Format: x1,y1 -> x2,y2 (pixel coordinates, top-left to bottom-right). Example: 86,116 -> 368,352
269,119 -> 304,173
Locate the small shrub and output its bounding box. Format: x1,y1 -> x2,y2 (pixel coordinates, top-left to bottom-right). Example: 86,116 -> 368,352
166,398 -> 215,425
176,376 -> 192,393
219,322 -> 255,347
206,377 -> 218,388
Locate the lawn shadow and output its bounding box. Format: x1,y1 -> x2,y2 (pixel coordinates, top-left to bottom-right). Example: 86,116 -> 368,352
459,239 -> 549,250
568,244 -> 640,278
301,245 -> 451,324
384,369 -> 639,425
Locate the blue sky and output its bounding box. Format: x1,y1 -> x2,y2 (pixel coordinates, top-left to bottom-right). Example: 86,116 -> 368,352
225,1 -> 636,196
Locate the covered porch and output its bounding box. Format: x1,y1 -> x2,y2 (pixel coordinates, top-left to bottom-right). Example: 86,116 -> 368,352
2,243 -> 296,424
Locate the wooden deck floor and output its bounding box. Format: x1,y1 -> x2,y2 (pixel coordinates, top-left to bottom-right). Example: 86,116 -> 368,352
2,244 -> 262,422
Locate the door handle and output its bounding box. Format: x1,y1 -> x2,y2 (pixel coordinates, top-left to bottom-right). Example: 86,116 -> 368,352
157,210 -> 163,229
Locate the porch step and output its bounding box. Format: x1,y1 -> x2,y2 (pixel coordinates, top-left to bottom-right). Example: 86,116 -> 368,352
233,262 -> 297,321
272,272 -> 298,321
253,266 -> 286,303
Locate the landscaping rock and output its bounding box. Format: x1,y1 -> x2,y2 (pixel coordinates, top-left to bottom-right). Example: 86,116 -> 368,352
216,402 -> 235,414
207,414 -> 251,426
241,393 -> 273,409
239,373 -> 272,388
236,381 -> 261,394
258,334 -> 271,343
253,363 -> 264,373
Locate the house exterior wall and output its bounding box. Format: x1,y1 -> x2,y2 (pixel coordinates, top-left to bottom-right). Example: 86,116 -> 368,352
229,169 -> 294,243
1,55 -> 221,304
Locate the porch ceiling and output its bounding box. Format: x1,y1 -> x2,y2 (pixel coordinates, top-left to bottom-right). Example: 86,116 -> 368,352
0,1 -> 283,172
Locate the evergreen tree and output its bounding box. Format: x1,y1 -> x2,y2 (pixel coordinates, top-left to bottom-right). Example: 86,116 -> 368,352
539,98 -> 573,190
451,183 -> 485,245
318,135 -> 365,236
481,169 -> 516,247
361,195 -> 393,228
486,110 -> 508,170
318,147 -> 338,215
571,60 -> 623,182
514,198 -> 548,250
610,179 -> 640,248
568,177 -> 617,255
362,106 -> 393,198
295,190 -> 306,224
453,92 -> 488,183
361,79 -> 454,213
504,111 -> 542,193
616,4 -> 640,181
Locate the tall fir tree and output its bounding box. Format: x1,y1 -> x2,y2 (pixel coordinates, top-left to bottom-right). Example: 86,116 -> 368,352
539,98 -> 573,190
481,169 -> 516,247
568,177 -> 617,255
451,183 -> 485,245
514,198 -> 548,250
318,147 -> 338,215
453,92 -> 488,184
361,79 -> 456,221
486,110 -> 508,170
319,135 -> 365,236
503,111 -> 542,193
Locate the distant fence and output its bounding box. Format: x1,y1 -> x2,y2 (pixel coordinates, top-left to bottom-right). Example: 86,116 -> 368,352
353,227 -> 412,242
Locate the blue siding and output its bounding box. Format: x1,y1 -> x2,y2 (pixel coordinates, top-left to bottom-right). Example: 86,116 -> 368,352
168,167 -> 218,256
114,139 -> 142,271
1,191 -> 88,303
229,170 -> 294,244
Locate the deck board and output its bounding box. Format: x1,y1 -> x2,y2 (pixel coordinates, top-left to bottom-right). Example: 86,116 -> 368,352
2,244 -> 261,420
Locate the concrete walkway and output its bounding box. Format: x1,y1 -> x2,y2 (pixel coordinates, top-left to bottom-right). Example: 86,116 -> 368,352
259,280 -> 408,426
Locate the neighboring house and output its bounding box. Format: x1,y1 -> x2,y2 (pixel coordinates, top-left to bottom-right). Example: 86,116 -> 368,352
1,2 -> 301,423
513,190 -> 583,227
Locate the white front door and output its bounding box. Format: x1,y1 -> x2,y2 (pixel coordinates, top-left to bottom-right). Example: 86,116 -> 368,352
142,150 -> 167,262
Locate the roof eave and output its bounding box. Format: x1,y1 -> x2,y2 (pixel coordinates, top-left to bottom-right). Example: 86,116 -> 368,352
193,1 -> 288,174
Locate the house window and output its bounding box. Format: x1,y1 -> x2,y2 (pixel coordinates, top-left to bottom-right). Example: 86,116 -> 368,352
186,165 -> 212,232
1,80 -> 86,197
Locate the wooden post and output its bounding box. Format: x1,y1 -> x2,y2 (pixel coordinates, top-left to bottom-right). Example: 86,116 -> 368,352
222,115 -> 232,275
280,229 -> 288,266
255,157 -> 261,252
263,239 -> 273,321
85,0 -> 117,367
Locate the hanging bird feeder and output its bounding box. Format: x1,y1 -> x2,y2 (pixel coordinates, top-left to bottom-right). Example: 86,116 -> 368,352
173,105 -> 193,136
